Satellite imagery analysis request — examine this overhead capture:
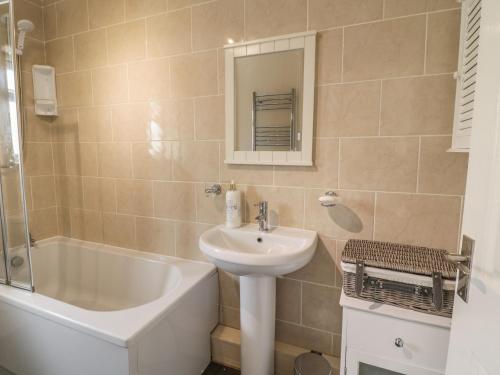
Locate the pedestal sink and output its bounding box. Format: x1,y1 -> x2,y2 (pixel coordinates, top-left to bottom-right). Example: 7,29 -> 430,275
199,224 -> 317,375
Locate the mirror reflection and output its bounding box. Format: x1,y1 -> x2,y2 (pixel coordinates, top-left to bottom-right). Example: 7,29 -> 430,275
235,50 -> 304,152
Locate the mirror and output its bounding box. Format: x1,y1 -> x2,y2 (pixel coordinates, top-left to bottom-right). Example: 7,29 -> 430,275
235,50 -> 303,152
225,32 -> 316,166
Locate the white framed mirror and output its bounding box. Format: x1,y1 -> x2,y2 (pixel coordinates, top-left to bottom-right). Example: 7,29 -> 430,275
224,31 -> 316,166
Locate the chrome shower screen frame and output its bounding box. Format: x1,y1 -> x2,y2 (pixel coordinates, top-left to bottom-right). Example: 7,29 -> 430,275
0,0 -> 34,292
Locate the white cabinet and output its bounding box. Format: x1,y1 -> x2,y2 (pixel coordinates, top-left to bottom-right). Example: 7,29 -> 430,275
340,293 -> 451,375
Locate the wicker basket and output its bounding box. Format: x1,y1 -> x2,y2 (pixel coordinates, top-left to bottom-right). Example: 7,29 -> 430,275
341,240 -> 457,318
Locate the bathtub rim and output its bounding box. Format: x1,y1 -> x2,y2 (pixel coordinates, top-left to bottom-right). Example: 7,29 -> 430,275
0,236 -> 217,348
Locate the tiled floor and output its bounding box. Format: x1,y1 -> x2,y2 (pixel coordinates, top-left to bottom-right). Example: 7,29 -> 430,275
203,362 -> 240,375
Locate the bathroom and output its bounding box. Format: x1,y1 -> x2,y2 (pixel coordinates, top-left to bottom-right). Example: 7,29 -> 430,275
0,0 -> 497,374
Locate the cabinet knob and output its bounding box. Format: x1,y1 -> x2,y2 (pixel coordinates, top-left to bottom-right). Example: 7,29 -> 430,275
394,338 -> 404,348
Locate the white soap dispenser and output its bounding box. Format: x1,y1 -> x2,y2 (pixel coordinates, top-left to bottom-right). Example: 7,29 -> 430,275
225,180 -> 242,228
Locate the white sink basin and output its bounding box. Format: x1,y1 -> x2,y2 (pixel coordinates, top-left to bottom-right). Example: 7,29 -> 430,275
199,224 -> 317,276
199,224 -> 317,375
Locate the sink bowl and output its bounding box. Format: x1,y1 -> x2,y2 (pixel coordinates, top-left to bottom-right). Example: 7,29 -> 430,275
199,224 -> 317,375
199,224 -> 318,276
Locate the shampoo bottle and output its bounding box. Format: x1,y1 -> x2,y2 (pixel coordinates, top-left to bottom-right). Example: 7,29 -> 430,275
225,180 -> 242,228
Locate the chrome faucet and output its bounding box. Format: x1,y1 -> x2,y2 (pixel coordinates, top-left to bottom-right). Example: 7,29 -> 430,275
204,184 -> 222,197
254,201 -> 269,231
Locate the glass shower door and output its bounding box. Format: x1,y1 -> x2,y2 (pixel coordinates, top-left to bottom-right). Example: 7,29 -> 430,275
0,0 -> 33,291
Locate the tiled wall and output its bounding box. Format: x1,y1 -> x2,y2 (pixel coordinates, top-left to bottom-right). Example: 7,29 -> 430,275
22,0 -> 468,358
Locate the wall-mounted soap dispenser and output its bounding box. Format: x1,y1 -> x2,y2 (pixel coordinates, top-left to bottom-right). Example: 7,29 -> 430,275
32,65 -> 57,116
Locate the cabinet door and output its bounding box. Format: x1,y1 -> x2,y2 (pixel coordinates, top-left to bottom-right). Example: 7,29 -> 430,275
346,348 -> 443,375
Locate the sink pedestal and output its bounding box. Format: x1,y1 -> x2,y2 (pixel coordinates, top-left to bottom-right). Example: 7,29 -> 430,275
240,275 -> 276,375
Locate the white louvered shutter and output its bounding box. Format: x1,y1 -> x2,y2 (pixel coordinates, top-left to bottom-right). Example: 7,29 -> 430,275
451,0 -> 482,152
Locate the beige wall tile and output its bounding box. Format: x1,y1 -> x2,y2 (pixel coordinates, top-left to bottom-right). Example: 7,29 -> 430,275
21,71 -> 33,105
97,143 -> 132,178
52,143 -> 66,175
418,136 -> 468,195
24,143 -> 53,176
65,142 -> 98,176
14,0 -> 44,40
125,0 -> 166,20
317,29 -> 343,85
135,217 -> 175,255
245,0 -> 307,40
132,142 -> 172,180
146,9 -> 191,57
219,305 -> 240,329
218,48 -> 225,95
74,30 -> 107,70
82,177 -> 116,212
56,0 -> 89,37
57,207 -> 71,236
276,321 -> 332,355
172,141 -> 219,182
78,107 -> 112,142
174,221 -> 211,261
103,213 -> 136,248
195,96 -> 225,140
112,103 -> 151,142
171,51 -> 218,98
30,176 -> 56,209
24,177 -> 33,211
287,236 -> 336,286
192,0 -> 244,51
309,0 -> 383,30
381,75 -> 456,135
70,208 -> 103,242
196,183 -> 239,225
128,58 -> 170,101
46,37 -> 74,74
245,186 -> 304,228
51,108 -> 79,142
343,16 -> 426,81
116,179 -> 154,216
88,0 -> 124,28
315,82 -> 381,137
55,175 -> 83,208
107,20 -> 146,64
43,5 -> 57,40
275,138 -> 339,189
57,72 -> 92,107
25,108 -> 53,142
384,0 -> 459,18
92,66 -> 128,105
426,10 -> 460,74
155,99 -> 194,140
29,207 -> 58,240
305,189 -> 375,240
219,270 -> 240,308
276,278 -> 300,323
21,38 -> 44,72
374,193 -> 462,251
302,283 -> 341,333
221,162 -> 274,186
340,137 -> 419,192
153,181 -> 196,220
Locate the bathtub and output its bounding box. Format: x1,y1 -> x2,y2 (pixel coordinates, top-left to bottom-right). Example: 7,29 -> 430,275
0,237 -> 218,375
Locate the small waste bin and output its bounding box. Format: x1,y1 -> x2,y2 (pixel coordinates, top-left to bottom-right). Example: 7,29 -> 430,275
294,352 -> 332,375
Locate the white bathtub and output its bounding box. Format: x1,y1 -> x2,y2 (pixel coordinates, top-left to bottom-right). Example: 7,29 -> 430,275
0,237 -> 218,375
